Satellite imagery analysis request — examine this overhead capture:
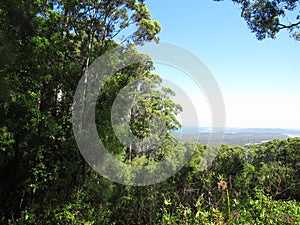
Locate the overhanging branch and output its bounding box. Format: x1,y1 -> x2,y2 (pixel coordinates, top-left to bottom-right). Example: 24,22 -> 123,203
278,21 -> 300,29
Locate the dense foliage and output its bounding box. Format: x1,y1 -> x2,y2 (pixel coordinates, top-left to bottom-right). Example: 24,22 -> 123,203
1,0 -> 299,224
1,131 -> 300,224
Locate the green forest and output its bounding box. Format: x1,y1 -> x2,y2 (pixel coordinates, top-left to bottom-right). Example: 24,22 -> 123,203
1,0 -> 300,224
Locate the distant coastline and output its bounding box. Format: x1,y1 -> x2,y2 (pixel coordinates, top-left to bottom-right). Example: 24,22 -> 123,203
172,127 -> 300,146
286,134 -> 300,138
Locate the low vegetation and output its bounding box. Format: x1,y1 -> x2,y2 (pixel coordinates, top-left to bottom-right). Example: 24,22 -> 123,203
1,136 -> 300,224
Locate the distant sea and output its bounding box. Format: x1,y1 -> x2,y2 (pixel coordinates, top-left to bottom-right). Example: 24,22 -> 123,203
172,127 -> 300,146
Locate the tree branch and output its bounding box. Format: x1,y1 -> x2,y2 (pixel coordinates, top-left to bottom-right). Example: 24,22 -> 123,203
278,21 -> 300,29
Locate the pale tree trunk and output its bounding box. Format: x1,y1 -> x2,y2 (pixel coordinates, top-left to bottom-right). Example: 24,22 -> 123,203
80,2 -> 97,178
55,5 -> 70,115
129,141 -> 132,162
81,3 -> 96,128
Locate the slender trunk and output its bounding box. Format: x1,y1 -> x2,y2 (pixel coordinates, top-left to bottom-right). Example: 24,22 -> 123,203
129,141 -> 132,162
129,91 -> 139,160
80,4 -> 96,181
101,29 -> 107,47
62,6 -> 69,38
82,6 -> 96,128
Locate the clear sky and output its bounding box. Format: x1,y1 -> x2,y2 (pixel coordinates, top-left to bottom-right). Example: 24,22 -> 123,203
144,0 -> 300,129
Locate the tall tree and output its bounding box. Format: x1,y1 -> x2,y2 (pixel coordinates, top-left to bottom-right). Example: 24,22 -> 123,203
0,0 -> 164,222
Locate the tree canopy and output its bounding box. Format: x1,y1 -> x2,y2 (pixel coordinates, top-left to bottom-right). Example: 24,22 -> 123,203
215,0 -> 300,40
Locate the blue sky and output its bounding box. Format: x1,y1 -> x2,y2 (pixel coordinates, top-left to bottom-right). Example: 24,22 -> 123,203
143,0 -> 300,129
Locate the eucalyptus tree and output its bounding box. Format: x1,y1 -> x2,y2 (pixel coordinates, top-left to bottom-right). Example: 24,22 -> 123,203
214,0 -> 300,40
0,0 -> 166,222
